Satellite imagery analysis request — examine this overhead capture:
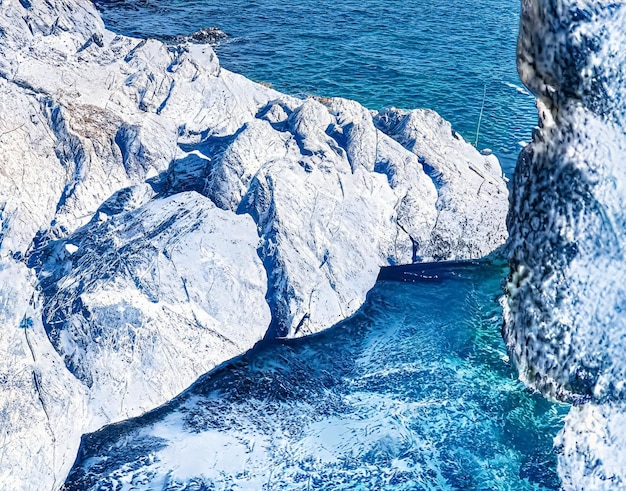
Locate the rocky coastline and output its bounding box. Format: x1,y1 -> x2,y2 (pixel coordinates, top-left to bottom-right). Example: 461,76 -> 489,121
0,1 -> 507,488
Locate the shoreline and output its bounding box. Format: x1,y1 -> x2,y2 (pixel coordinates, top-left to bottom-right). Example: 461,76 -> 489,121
92,0 -> 534,176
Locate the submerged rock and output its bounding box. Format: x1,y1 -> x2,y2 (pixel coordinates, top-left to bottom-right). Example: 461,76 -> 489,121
0,0 -> 508,488
504,0 -> 626,488
164,27 -> 229,45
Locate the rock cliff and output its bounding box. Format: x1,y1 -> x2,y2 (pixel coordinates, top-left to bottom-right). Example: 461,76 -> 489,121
504,1 -> 626,489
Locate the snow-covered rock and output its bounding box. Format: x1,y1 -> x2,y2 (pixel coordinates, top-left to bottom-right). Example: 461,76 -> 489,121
0,0 -> 508,488
0,259 -> 88,491
504,1 -> 626,489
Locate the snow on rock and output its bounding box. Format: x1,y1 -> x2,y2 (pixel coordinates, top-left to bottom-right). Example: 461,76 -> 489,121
0,0 -> 509,488
37,192 -> 270,425
0,259 -> 88,491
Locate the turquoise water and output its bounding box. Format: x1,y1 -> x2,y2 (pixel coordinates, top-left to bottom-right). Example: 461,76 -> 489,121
95,0 -> 535,175
66,260 -> 567,490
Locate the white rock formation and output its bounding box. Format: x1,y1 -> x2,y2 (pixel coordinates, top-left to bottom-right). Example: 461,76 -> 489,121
38,192 -> 270,425
556,402 -> 626,490
0,259 -> 88,490
0,0 -> 508,488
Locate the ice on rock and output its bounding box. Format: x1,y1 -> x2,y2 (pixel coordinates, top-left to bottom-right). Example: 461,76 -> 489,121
0,0 -> 509,488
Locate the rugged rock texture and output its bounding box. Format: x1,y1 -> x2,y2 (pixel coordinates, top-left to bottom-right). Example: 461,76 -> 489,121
38,192 -> 270,425
0,0 -> 508,488
504,1 -> 626,489
0,260 -> 88,490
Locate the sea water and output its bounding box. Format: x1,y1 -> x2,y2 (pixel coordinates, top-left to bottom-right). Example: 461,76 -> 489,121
78,3 -> 562,489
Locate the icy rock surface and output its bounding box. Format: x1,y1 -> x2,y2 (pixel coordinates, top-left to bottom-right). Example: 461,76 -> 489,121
504,1 -> 626,489
0,0 -> 508,488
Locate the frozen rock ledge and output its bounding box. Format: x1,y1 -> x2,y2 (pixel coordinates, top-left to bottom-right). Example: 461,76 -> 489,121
0,0 -> 508,489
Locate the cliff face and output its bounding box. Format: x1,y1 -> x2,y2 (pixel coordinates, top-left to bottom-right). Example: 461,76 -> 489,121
505,1 -> 626,489
0,0 -> 508,488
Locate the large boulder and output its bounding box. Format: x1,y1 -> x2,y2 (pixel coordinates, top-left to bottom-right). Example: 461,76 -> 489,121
38,192 -> 270,424
0,260 -> 87,490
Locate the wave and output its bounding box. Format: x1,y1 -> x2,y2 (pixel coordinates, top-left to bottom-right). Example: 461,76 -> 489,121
503,81 -> 531,96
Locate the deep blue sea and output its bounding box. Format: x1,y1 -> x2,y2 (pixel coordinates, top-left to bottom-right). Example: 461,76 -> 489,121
77,3 -> 563,490
95,0 -> 535,176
